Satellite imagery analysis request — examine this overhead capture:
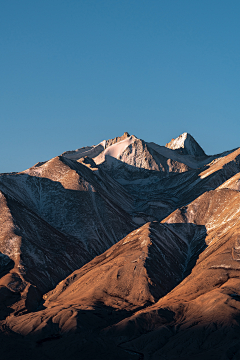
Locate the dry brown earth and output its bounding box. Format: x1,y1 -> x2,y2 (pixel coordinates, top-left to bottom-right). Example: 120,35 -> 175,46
0,133 -> 240,359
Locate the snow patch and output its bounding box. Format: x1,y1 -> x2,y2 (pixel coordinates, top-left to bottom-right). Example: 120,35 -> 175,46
62,141 -> 106,160
94,136 -> 135,164
169,133 -> 188,150
165,132 -> 206,157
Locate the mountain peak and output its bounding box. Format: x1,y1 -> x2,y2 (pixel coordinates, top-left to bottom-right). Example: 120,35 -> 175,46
165,132 -> 206,157
104,132 -> 130,148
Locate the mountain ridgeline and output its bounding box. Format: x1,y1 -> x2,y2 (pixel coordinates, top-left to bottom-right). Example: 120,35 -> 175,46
0,132 -> 240,360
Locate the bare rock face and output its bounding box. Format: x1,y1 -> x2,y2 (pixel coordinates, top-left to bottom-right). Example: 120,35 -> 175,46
0,154 -> 136,320
1,132 -> 240,359
165,132 -> 206,157
102,187 -> 240,359
60,132 -> 130,161
104,131 -> 130,147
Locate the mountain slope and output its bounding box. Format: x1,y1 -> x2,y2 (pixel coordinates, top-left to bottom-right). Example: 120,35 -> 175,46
165,132 -> 206,157
0,132 -> 240,359
104,187 -> 240,359
0,153 -> 137,318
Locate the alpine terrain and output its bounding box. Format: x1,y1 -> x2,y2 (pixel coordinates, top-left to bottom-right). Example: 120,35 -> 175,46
1,131 -> 240,360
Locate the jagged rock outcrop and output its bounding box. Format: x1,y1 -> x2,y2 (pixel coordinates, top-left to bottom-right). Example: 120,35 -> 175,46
165,132 -> 206,157
0,132 -> 240,360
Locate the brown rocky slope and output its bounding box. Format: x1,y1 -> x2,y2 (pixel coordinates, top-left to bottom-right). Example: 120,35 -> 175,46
0,133 -> 240,359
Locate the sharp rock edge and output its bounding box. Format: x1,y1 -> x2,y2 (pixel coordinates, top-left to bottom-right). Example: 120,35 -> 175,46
0,132 -> 240,360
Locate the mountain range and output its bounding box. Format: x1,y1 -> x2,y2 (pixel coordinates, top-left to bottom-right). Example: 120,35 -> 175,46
0,131 -> 240,359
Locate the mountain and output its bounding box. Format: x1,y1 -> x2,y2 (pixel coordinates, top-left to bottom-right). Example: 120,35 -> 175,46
165,132 -> 206,157
105,188 -> 240,360
0,132 -> 240,360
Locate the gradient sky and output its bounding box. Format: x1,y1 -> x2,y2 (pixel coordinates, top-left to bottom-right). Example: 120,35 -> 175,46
1,1 -> 240,173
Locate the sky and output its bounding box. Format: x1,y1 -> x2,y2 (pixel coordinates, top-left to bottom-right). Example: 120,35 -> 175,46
1,0 -> 240,173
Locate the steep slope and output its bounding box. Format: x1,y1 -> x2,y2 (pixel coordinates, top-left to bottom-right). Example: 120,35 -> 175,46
0,156 -> 135,255
1,131 -> 240,359
0,155 -> 136,318
217,172 -> 240,191
59,132 -> 240,224
61,132 -> 130,161
3,219 -> 206,359
117,145 -> 240,222
104,188 -> 240,359
14,220 -> 205,314
163,187 -> 240,241
165,132 -> 206,157
0,190 -> 91,318
94,135 -> 194,174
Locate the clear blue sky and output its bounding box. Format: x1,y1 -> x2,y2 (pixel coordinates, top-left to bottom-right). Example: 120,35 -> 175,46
1,1 -> 240,172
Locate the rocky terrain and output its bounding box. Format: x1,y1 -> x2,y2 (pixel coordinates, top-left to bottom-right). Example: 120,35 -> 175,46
0,132 -> 240,359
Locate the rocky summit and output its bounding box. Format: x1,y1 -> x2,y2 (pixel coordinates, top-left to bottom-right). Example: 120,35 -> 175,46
0,132 -> 240,360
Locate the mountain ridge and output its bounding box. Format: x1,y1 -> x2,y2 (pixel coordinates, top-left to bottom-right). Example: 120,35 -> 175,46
0,131 -> 240,359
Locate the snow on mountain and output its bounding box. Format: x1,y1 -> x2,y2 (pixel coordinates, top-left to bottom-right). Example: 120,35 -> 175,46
5,220 -> 205,338
0,153 -> 137,316
61,132 -> 131,161
95,136 -> 193,181
166,132 -> 206,157
61,142 -> 105,160
1,131 -> 240,359
94,135 -> 135,165
147,141 -> 210,169
101,187 -> 240,359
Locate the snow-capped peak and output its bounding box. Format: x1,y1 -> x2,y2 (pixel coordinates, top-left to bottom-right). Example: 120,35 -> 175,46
165,132 -> 206,157
94,135 -> 136,165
